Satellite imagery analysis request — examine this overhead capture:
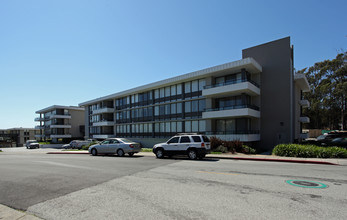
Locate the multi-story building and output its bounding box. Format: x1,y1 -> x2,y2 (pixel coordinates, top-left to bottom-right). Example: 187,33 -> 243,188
79,37 -> 310,150
0,128 -> 39,147
35,105 -> 85,143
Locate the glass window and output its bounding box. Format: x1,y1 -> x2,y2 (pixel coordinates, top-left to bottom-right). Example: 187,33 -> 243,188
155,123 -> 159,132
177,121 -> 183,132
198,79 -> 206,91
134,94 -> 138,103
199,99 -> 205,112
171,85 -> 176,96
160,123 -> 165,132
199,120 -> 206,132
160,88 -> 165,98
148,123 -> 152,133
216,77 -> 224,85
216,120 -> 225,132
185,121 -> 191,132
159,105 -> 165,116
165,122 -> 170,133
192,80 -> 198,92
185,82 -> 191,93
180,136 -> 191,143
192,120 -> 199,132
165,104 -> 170,115
192,136 -> 201,142
171,103 -> 176,114
165,87 -> 170,97
185,101 -> 191,112
171,122 -> 176,132
226,119 -> 235,132
177,84 -> 182,94
177,102 -> 182,113
168,137 -> 179,144
192,100 -> 198,112
155,89 -> 159,99
154,106 -> 159,116
139,124 -> 143,133
144,124 -> 148,133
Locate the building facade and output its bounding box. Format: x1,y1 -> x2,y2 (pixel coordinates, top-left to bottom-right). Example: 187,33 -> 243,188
0,128 -> 39,147
35,105 -> 85,143
79,37 -> 310,150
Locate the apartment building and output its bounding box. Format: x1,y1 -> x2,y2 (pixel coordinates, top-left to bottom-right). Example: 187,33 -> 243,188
35,105 -> 85,143
0,128 -> 39,147
79,37 -> 310,150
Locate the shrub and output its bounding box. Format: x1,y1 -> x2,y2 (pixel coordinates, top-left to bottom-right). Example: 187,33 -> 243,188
210,136 -> 223,151
241,145 -> 257,154
272,144 -> 347,158
81,142 -> 99,150
214,145 -> 229,153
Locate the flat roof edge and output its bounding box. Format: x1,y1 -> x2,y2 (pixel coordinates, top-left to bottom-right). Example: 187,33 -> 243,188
79,57 -> 262,106
36,105 -> 85,113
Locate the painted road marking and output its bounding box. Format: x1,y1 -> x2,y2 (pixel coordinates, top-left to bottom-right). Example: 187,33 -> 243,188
197,171 -> 239,176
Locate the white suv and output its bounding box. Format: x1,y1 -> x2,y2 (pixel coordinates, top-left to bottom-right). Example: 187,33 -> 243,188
153,133 -> 211,160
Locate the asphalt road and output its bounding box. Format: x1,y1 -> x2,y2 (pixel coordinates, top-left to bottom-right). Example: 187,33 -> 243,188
1,148 -> 347,219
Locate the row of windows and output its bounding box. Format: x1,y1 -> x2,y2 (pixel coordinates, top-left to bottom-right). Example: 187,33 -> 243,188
115,100 -> 205,122
116,120 -> 206,134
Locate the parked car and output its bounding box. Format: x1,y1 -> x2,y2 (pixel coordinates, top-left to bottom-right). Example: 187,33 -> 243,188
153,133 -> 211,160
316,134 -> 341,145
25,140 -> 40,149
88,138 -> 141,156
329,137 -> 347,147
62,140 -> 80,149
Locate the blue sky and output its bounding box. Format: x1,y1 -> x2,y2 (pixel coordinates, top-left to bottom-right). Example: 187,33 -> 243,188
0,0 -> 346,129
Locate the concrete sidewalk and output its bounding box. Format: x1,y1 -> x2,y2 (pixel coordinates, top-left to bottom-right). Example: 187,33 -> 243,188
0,204 -> 42,220
47,150 -> 347,166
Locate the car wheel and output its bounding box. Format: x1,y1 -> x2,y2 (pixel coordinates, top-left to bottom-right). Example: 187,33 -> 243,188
188,149 -> 197,160
91,148 -> 98,156
128,152 -> 134,157
155,149 -> 164,159
117,149 -> 125,157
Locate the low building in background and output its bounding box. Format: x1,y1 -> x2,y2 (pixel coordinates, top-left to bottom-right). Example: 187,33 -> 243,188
0,128 -> 39,147
79,37 -> 310,150
35,105 -> 85,143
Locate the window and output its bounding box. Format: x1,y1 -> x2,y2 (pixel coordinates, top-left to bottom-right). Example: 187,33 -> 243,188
199,79 -> 206,91
180,136 -> 190,143
168,137 -> 179,144
177,84 -> 182,95
185,121 -> 191,132
171,122 -> 177,132
192,100 -> 198,112
192,136 -> 201,142
177,103 -> 182,114
177,122 -> 183,132
192,121 -> 199,132
185,82 -> 191,93
192,80 -> 198,92
171,85 -> 176,96
165,104 -> 170,115
155,89 -> 159,99
165,122 -> 170,133
171,103 -> 176,114
199,120 -> 206,132
185,101 -> 191,112
155,106 -> 159,116
165,87 -> 170,97
160,88 -> 165,98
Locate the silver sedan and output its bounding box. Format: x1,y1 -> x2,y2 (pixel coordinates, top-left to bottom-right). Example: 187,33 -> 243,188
88,138 -> 141,157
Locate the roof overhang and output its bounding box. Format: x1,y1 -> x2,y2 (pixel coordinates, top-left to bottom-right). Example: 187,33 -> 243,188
36,105 -> 85,114
294,73 -> 310,92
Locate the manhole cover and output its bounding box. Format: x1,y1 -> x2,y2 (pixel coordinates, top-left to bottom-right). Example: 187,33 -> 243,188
286,180 -> 327,188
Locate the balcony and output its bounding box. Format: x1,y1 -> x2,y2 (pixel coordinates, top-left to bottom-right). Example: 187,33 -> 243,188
299,100 -> 310,108
92,134 -> 115,139
93,108 -> 114,114
50,124 -> 72,129
206,131 -> 260,142
93,121 -> 115,126
203,80 -> 260,98
299,116 -> 310,123
35,117 -> 49,121
294,73 -> 310,92
203,105 -> 260,119
50,114 -> 71,119
50,134 -> 72,138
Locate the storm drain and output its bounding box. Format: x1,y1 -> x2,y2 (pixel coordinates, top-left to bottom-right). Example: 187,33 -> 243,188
286,180 -> 328,188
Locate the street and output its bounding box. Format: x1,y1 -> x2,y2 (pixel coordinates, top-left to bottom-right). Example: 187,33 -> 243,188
0,148 -> 347,219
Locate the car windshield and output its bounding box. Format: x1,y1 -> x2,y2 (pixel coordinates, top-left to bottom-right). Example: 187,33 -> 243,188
118,138 -> 132,143
316,135 -> 327,140
28,140 -> 38,144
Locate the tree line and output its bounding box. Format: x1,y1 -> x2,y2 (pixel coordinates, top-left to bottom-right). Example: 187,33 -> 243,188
297,51 -> 347,130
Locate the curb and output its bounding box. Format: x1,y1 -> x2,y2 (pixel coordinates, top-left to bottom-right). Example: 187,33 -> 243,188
46,151 -> 340,165
206,156 -> 339,165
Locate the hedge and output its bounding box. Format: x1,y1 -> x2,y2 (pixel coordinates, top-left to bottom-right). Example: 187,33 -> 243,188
272,144 -> 347,158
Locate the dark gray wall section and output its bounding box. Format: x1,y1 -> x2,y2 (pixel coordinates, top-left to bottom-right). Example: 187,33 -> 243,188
242,37 -> 293,150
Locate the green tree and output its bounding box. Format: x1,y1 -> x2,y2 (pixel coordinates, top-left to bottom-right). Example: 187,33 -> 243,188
300,52 -> 347,130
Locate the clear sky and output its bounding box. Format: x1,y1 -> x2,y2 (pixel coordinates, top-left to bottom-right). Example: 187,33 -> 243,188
0,0 -> 346,129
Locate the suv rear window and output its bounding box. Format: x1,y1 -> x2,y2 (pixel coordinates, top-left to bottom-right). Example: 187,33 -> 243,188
180,136 -> 191,143
192,136 -> 202,142
202,136 -> 210,142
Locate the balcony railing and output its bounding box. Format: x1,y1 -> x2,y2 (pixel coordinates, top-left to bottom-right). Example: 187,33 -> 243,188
204,79 -> 260,89
205,104 -> 260,112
